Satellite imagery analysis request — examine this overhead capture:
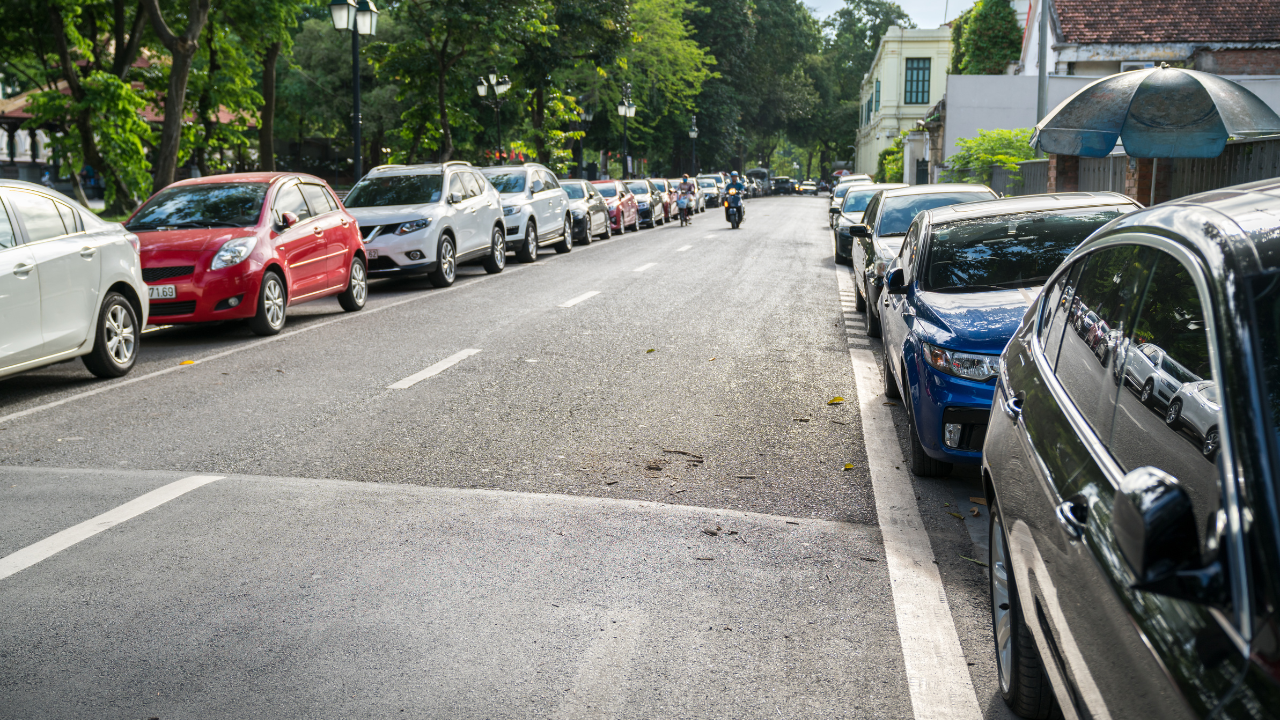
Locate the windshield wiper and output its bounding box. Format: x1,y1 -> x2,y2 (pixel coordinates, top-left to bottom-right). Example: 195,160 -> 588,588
128,221 -> 242,230
927,277 -> 1050,293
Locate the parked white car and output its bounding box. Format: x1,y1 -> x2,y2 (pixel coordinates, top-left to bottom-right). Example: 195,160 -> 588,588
1123,342 -> 1202,408
1165,379 -> 1221,459
480,163 -> 572,263
0,180 -> 147,380
345,162 -> 506,287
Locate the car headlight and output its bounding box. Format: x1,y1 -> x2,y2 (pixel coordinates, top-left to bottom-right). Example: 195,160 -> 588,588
503,206 -> 522,217
923,342 -> 1000,382
210,236 -> 258,270
394,218 -> 432,235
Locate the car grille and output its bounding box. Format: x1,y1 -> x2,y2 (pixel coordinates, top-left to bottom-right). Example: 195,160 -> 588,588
149,300 -> 197,316
142,266 -> 195,282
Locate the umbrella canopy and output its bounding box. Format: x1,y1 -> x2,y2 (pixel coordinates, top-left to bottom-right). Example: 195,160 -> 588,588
1031,65 -> 1280,158
831,169 -> 851,176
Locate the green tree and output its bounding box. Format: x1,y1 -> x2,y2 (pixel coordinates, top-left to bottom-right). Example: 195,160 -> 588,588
948,5 -> 973,74
874,130 -> 905,182
142,0 -> 213,189
959,0 -> 1022,75
944,127 -> 1035,184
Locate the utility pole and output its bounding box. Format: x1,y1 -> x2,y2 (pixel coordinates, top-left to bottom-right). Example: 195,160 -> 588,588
1036,0 -> 1049,158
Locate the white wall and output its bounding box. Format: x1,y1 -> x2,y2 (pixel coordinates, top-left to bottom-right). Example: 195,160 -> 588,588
942,74 -> 1280,160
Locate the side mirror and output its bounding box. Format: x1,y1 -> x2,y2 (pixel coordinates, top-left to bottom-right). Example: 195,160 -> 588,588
850,224 -> 871,238
886,268 -> 908,294
531,180 -> 545,193
280,211 -> 301,229
1112,466 -> 1229,605
829,207 -> 840,215
448,192 -> 463,204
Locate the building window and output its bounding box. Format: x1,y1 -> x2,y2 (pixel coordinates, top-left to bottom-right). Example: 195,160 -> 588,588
904,58 -> 930,104
874,80 -> 881,112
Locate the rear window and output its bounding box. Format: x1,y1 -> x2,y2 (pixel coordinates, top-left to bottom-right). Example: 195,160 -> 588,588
878,191 -> 994,236
698,179 -> 717,188
344,174 -> 443,207
563,183 -> 586,200
127,183 -> 267,229
595,183 -> 617,197
627,182 -> 650,195
842,189 -> 881,214
482,171 -> 527,194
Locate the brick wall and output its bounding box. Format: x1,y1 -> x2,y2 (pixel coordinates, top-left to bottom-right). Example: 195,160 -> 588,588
1193,49 -> 1280,75
1046,155 -> 1079,193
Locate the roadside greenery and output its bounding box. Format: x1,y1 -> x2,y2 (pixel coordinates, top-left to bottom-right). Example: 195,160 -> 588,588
950,0 -> 1022,75
944,128 -> 1036,184
874,131 -> 906,183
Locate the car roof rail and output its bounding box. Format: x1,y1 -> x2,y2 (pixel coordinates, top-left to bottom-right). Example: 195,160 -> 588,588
444,160 -> 472,167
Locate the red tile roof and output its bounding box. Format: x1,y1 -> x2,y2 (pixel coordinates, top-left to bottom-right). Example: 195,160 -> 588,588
1055,0 -> 1280,44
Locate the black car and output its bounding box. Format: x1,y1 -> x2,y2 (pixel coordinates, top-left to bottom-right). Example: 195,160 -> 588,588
984,178 -> 1280,719
560,180 -> 610,244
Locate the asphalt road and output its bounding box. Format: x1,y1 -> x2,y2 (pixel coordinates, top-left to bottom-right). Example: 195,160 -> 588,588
0,196 -> 1016,719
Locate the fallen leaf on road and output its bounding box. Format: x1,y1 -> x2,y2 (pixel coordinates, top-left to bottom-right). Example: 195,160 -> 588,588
709,357 -> 715,361
646,348 -> 656,353
646,463 -> 663,471
695,557 -> 714,561
970,507 -> 981,517
970,496 -> 987,505
830,420 -> 849,425
663,449 -> 704,460
947,511 -> 964,519
604,480 -> 619,485
735,474 -> 756,479
859,556 -> 879,562
702,527 -> 720,536
726,530 -> 739,536
785,521 -> 800,526
960,555 -> 989,568
793,418 -> 810,422
179,360 -> 195,365
827,396 -> 845,405
882,402 -> 897,406
844,463 -> 854,470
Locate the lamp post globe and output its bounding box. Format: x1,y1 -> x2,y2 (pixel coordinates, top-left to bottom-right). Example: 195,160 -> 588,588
329,0 -> 375,181
688,115 -> 698,176
477,72 -> 512,164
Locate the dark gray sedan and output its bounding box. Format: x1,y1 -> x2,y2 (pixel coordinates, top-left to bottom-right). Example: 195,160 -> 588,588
560,180 -> 610,244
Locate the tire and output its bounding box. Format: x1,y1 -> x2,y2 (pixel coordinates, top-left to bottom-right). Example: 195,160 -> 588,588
1140,379 -> 1155,406
854,283 -> 867,312
554,215 -> 573,253
991,499 -> 1056,719
865,286 -> 882,339
883,351 -> 901,400
248,270 -> 287,336
337,256 -> 367,312
82,292 -> 138,378
1165,399 -> 1183,429
597,216 -> 611,240
1202,427 -> 1220,459
578,217 -> 593,246
907,389 -> 951,477
629,212 -> 639,232
428,236 -> 457,288
517,222 -> 539,263
482,226 -> 506,274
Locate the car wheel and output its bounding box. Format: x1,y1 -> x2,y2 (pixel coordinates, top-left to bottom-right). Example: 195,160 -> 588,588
630,213 -> 640,232
883,350 -> 901,400
555,215 -> 573,253
337,255 -> 367,312
82,292 -> 138,378
865,284 -> 882,338
428,236 -> 457,288
1140,379 -> 1154,406
597,216 -> 611,240
482,226 -> 506,274
578,217 -> 593,246
1203,427 -> 1220,459
248,270 -> 287,336
906,386 -> 951,477
517,222 -> 539,263
1165,399 -> 1183,429
854,283 -> 867,312
991,498 -> 1056,719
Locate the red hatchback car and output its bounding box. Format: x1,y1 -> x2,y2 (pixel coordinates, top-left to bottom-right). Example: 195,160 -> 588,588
591,180 -> 640,234
126,173 -> 367,335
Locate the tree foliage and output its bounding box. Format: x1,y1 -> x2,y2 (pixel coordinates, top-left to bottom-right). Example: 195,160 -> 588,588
944,127 -> 1036,184
958,0 -> 1022,75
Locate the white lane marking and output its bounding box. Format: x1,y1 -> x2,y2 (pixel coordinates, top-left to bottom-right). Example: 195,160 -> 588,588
676,245 -> 692,252
633,263 -> 657,272
836,266 -> 982,720
552,610 -> 647,720
0,474 -> 224,581
0,262 -> 521,427
388,349 -> 482,389
559,291 -> 601,308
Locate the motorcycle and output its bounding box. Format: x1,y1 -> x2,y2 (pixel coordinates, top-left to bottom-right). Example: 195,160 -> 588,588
724,187 -> 744,229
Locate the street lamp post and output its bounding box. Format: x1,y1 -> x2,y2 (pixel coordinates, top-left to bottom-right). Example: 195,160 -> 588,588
575,108 -> 594,179
616,83 -> 635,179
328,0 -> 379,181
688,116 -> 698,176
476,72 -> 512,164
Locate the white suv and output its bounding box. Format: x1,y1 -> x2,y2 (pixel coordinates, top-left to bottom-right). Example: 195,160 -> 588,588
480,164 -> 571,263
0,181 -> 148,380
344,162 -> 506,287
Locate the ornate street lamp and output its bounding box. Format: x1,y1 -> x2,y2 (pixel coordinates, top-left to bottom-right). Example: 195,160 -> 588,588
688,115 -> 698,176
575,107 -> 595,179
476,72 -> 512,164
329,0 -> 378,181
616,83 -> 636,179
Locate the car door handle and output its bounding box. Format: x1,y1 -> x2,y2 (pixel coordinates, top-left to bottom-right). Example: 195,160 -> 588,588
339,217 -> 350,228
312,226 -> 324,236
1002,392 -> 1024,421
12,262 -> 34,278
1055,497 -> 1088,540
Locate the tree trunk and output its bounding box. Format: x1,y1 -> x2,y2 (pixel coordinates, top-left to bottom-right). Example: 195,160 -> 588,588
142,0 -> 212,189
258,41 -> 281,171
436,57 -> 453,162
533,85 -> 547,164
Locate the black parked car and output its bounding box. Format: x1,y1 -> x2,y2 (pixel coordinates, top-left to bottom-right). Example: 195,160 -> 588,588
560,179 -> 610,244
984,178 -> 1280,719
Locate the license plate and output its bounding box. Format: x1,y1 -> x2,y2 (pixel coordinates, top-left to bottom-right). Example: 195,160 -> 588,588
367,248 -> 379,259
148,285 -> 176,300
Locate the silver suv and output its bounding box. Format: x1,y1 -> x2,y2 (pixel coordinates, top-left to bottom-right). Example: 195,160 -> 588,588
344,161 -> 506,287
480,163 -> 572,263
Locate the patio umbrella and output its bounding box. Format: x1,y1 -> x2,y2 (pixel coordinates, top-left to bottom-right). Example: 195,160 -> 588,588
1031,64 -> 1280,159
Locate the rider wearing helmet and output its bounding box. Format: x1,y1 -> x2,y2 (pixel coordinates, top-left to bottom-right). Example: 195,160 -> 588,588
725,171 -> 746,220
677,173 -> 698,222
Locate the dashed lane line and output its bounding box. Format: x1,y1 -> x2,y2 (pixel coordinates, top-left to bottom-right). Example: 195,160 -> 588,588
388,349 -> 482,389
633,263 -> 657,272
676,245 -> 692,252
0,474 -> 225,581
559,291 -> 601,308
836,265 -> 982,720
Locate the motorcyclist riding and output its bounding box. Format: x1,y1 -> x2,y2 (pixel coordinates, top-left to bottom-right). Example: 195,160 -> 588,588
724,171 -> 746,228
677,173 -> 697,224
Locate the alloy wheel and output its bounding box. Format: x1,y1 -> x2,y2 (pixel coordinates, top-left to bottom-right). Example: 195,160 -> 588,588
351,260 -> 367,305
104,304 -> 135,365
494,231 -> 507,269
263,277 -> 285,329
1141,382 -> 1152,403
527,229 -> 538,259
441,241 -> 456,283
1166,401 -> 1181,425
1203,429 -> 1219,458
991,511 -> 1013,694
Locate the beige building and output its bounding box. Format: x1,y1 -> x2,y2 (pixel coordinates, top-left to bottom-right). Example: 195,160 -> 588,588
855,26 -> 951,178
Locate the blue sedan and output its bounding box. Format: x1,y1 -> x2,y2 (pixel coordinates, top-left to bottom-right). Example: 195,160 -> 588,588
880,192 -> 1139,476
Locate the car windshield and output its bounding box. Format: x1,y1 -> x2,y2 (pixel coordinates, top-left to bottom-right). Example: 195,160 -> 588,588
1161,355 -> 1201,385
698,179 -> 717,188
627,182 -> 650,195
127,183 -> 267,229
922,207 -> 1126,292
343,174 -> 442,207
483,171 -> 527,193
842,189 -> 881,214
879,192 -> 993,236
834,186 -> 851,198
595,183 -> 618,197
562,183 -> 586,200
652,180 -> 669,191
